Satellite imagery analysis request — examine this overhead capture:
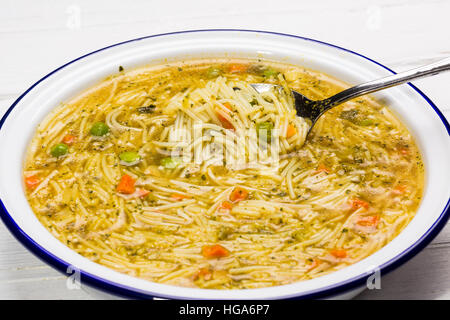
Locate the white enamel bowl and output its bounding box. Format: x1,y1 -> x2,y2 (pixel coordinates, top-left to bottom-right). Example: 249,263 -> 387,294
0,30 -> 449,300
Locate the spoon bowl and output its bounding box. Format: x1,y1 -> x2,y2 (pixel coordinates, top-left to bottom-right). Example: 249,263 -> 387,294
252,57 -> 450,135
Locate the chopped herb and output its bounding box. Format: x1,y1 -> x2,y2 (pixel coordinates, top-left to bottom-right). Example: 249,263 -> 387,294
340,109 -> 359,121
359,119 -> 374,126
256,121 -> 274,144
138,105 -> 156,113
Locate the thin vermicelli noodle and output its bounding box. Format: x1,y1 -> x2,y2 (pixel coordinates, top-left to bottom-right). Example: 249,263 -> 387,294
24,59 -> 424,289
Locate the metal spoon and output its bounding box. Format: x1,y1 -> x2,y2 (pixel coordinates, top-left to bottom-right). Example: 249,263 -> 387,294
251,57 -> 450,134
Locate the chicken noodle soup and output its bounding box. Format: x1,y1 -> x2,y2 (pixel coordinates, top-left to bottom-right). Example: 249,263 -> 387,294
24,59 -> 424,289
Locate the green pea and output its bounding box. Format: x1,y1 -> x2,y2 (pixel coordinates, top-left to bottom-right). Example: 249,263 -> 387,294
256,121 -> 274,143
119,151 -> 140,164
262,68 -> 278,78
90,122 -> 109,136
206,67 -> 222,79
51,143 -> 69,157
161,157 -> 181,169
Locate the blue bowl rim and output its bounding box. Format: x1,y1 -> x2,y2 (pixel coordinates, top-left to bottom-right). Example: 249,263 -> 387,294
0,29 -> 449,300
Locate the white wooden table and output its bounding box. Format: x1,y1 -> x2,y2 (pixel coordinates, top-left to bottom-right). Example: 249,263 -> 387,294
1,0 -> 449,300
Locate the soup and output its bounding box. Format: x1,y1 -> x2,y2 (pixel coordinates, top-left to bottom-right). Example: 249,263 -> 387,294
23,59 -> 424,289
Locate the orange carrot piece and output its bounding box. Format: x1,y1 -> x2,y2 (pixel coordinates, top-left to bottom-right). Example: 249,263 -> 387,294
202,244 -> 230,259
286,124 -> 297,138
393,185 -> 407,194
194,267 -> 212,281
316,163 -> 331,174
218,201 -> 233,211
62,134 -> 76,145
230,187 -> 248,203
215,101 -> 235,130
330,249 -> 347,259
116,174 -> 135,194
399,148 -> 409,156
217,113 -> 234,130
351,198 -> 369,210
357,215 -> 380,227
223,102 -> 233,111
25,175 -> 40,189
229,64 -> 247,73
136,189 -> 150,198
307,258 -> 321,271
171,193 -> 189,201
216,103 -> 234,129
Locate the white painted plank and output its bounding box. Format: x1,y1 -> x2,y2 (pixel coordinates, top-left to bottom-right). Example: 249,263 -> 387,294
357,235 -> 450,300
1,0 -> 450,94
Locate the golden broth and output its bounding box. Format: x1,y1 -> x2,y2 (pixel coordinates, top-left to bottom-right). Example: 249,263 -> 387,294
23,59 -> 424,289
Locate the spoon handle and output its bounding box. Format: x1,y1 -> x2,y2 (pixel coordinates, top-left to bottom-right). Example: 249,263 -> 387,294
323,57 -> 450,109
